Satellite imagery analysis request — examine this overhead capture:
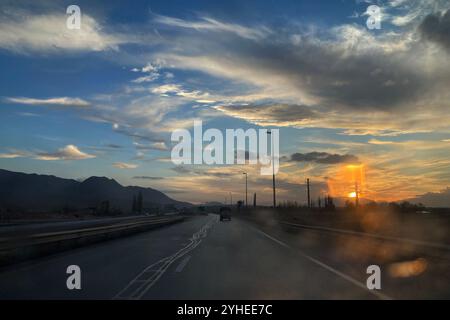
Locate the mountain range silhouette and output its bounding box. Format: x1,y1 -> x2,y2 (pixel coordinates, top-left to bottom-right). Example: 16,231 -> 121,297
0,168 -> 189,213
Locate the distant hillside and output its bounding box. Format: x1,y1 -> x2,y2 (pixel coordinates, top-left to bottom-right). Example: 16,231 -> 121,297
404,188 -> 450,208
0,169 -> 190,214
201,201 -> 224,207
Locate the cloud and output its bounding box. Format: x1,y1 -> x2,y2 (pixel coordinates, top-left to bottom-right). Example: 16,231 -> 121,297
288,152 -> 359,165
85,94 -> 188,153
151,84 -> 216,103
112,162 -> 138,169
132,74 -> 159,83
391,11 -> 421,26
159,24 -> 430,111
170,166 -> 234,178
171,166 -> 192,174
149,12 -> 450,135
150,142 -> 168,151
131,62 -> 161,83
153,14 -> 270,40
113,127 -> 165,144
213,102 -> 450,136
214,103 -> 318,126
36,145 -> 95,160
6,97 -> 90,107
19,6 -> 445,142
406,187 -> 450,207
133,141 -> 168,151
105,144 -> 123,149
386,0 -> 449,27
0,9 -> 129,54
368,139 -> 396,145
389,0 -> 409,8
114,95 -> 186,133
0,152 -> 26,159
419,9 -> 450,51
133,176 -> 164,180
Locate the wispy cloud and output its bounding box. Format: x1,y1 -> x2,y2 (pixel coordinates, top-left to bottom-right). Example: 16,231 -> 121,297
133,176 -> 164,180
131,62 -> 161,83
0,10 -> 129,54
151,84 -> 216,104
153,14 -> 270,40
386,0 -> 449,27
36,145 -> 95,160
112,162 -> 138,169
6,97 -> 90,107
150,142 -> 168,151
0,152 -> 26,159
131,74 -> 159,83
214,103 -> 318,127
149,10 -> 450,136
287,152 -> 359,165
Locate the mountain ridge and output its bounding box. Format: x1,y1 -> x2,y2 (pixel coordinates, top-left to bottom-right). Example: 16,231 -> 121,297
0,168 -> 190,214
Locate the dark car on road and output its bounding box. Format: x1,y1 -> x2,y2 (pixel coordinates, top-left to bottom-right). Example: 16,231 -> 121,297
219,207 -> 231,221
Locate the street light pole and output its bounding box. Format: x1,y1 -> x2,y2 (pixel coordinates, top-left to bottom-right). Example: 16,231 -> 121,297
306,178 -> 311,208
243,172 -> 248,207
267,130 -> 276,208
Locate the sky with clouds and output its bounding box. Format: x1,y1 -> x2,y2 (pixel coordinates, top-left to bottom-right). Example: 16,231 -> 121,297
0,0 -> 449,206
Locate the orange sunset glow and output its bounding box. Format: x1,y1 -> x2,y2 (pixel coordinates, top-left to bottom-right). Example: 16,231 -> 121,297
327,164 -> 367,200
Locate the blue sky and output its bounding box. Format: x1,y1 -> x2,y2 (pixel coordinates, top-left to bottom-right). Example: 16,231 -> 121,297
1,0 -> 450,205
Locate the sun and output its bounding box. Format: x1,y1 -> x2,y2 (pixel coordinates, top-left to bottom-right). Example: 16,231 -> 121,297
348,192 -> 357,198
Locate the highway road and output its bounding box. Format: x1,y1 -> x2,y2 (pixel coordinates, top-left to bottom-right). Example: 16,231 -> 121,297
0,214 -> 448,299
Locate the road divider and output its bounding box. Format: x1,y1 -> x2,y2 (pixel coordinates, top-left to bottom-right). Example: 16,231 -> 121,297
0,216 -> 185,267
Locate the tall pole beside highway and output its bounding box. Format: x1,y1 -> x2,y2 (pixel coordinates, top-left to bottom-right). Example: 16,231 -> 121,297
307,178 -> 311,208
243,172 -> 248,207
267,130 -> 276,208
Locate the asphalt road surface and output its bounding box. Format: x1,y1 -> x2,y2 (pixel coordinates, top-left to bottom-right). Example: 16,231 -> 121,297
0,214 -> 448,299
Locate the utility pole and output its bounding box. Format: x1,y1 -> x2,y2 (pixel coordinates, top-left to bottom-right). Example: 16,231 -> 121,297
306,178 -> 311,208
230,192 -> 233,206
253,193 -> 256,207
355,181 -> 359,208
243,172 -> 248,207
267,130 -> 276,208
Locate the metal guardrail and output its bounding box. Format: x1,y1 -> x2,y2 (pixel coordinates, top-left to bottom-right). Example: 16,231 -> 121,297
0,216 -> 185,267
0,216 -> 183,250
